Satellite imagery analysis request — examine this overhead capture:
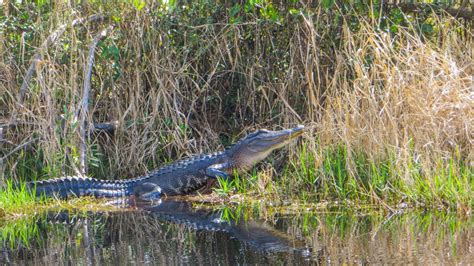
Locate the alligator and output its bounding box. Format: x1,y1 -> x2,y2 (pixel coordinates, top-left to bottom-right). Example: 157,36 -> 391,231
29,125 -> 304,200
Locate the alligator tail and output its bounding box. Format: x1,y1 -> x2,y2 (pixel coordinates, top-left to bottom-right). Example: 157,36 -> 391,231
29,176 -> 135,199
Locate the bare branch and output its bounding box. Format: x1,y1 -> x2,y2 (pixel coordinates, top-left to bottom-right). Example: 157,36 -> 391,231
0,137 -> 39,161
17,14 -> 106,105
79,26 -> 113,174
1,120 -> 118,135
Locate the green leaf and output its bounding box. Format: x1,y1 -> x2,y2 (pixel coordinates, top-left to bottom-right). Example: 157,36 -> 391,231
322,0 -> 335,9
289,8 -> 300,16
390,24 -> 398,34
133,0 -> 146,11
111,15 -> 122,23
421,23 -> 433,35
230,4 -> 241,18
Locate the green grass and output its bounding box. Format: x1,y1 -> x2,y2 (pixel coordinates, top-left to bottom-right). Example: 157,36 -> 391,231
1,141 -> 471,222
0,183 -> 122,215
0,179 -> 121,247
212,144 -> 473,212
0,181 -> 46,248
0,215 -> 40,249
0,180 -> 44,220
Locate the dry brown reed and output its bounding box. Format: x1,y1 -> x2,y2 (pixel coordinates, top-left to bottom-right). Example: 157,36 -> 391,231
317,19 -> 473,178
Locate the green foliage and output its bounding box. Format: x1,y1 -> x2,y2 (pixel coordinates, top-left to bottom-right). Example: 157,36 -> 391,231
279,144 -> 472,209
214,176 -> 233,196
0,216 -> 40,249
322,0 -> 335,9
229,4 -> 241,24
133,0 -> 146,11
214,169 -> 258,197
0,180 -> 48,233
99,41 -> 122,80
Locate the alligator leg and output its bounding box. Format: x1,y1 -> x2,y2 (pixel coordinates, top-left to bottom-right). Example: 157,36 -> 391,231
206,163 -> 230,181
133,182 -> 162,201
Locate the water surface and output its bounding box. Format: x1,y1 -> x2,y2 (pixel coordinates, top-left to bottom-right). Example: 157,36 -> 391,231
1,200 -> 472,265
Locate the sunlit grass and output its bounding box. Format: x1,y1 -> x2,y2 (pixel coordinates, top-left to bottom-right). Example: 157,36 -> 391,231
212,143 -> 472,213
0,184 -> 124,248
0,179 -> 123,221
0,180 -> 45,220
0,215 -> 40,249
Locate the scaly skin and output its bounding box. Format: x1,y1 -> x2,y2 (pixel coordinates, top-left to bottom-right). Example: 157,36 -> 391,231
30,125 -> 304,200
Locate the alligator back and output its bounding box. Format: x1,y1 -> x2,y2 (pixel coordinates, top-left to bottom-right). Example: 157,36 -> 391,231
135,152 -> 226,196
30,176 -> 134,199
29,152 -> 226,199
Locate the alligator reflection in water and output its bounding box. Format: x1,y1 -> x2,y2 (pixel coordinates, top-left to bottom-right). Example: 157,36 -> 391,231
1,200 -> 309,265
142,200 -> 308,253
1,202 -> 472,264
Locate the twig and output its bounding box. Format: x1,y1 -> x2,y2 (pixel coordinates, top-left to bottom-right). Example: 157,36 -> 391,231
0,137 -> 39,161
78,26 -> 113,174
1,120 -> 117,135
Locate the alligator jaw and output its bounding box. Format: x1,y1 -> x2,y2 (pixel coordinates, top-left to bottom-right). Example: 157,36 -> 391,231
227,125 -> 305,173
243,125 -> 304,153
264,125 -> 305,145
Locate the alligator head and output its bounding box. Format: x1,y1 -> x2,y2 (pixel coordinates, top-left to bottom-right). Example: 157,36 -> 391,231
226,125 -> 305,173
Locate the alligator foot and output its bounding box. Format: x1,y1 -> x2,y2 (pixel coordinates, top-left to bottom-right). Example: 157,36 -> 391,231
206,164 -> 230,180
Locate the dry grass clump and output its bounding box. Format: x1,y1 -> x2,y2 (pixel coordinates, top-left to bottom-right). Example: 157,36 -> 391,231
317,19 -> 473,175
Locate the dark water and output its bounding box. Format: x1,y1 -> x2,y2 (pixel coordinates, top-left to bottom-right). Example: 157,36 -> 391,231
1,200 -> 473,265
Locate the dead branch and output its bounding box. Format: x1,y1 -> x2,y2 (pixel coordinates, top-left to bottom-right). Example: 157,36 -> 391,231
1,120 -> 118,137
78,25 -> 113,174
17,14 -> 105,105
0,137 -> 39,161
